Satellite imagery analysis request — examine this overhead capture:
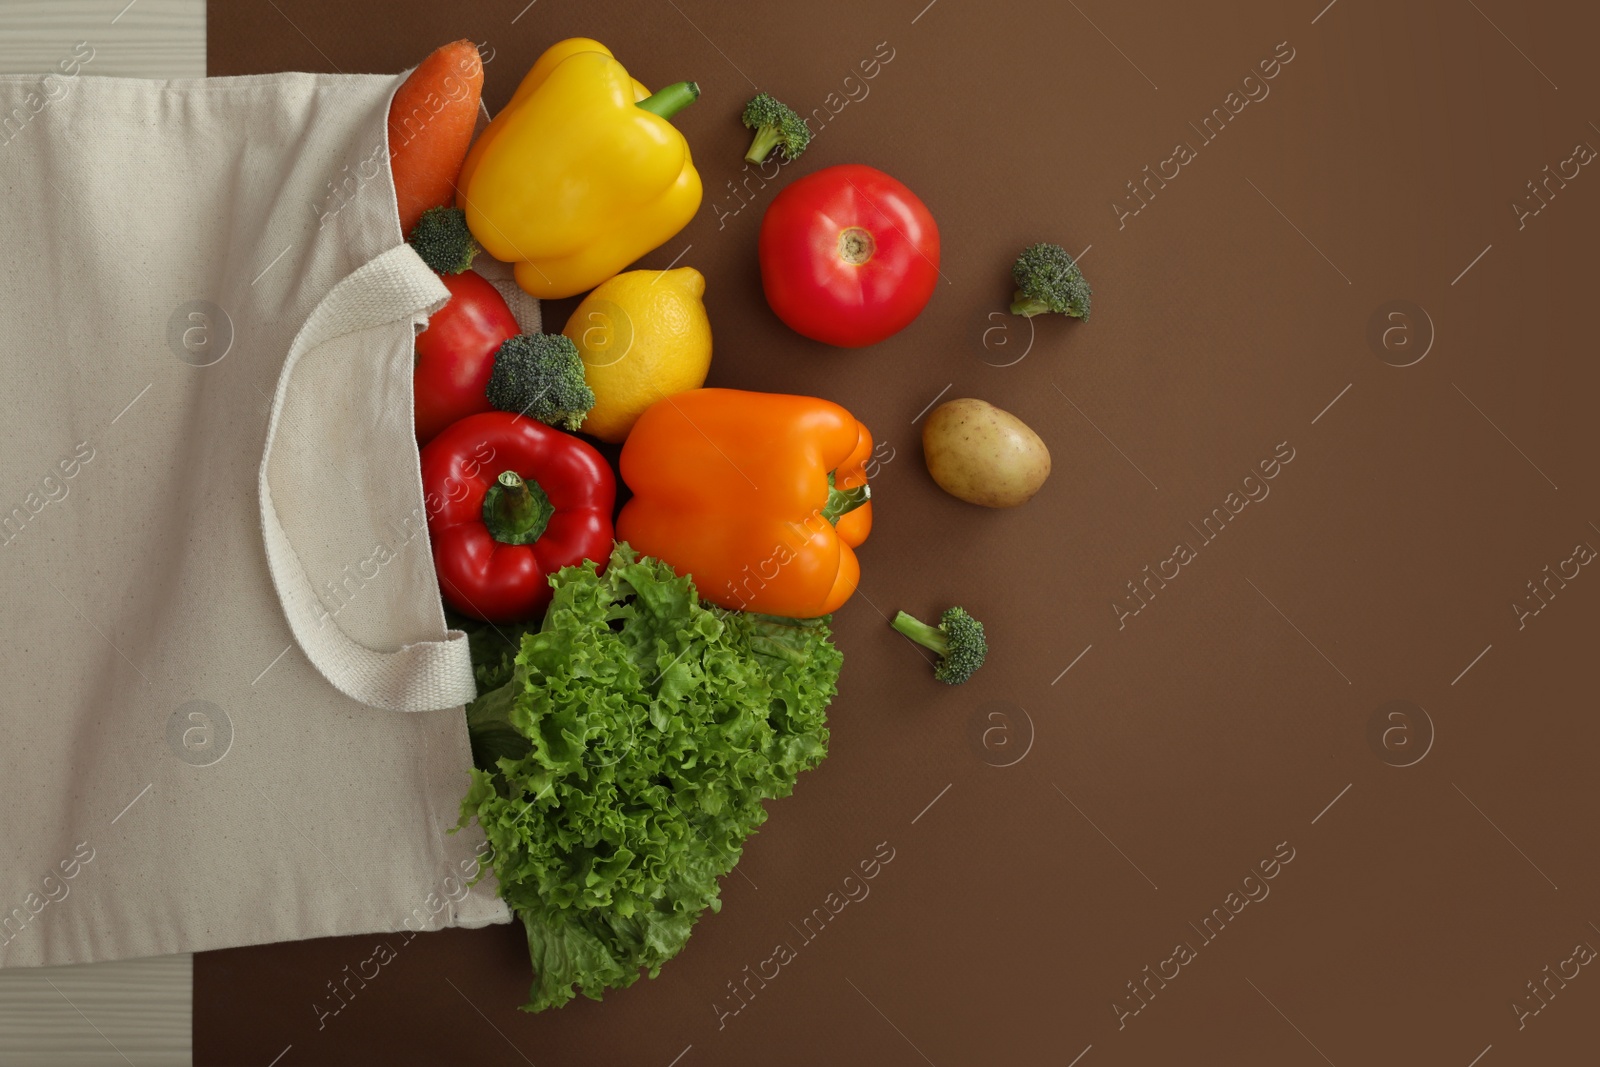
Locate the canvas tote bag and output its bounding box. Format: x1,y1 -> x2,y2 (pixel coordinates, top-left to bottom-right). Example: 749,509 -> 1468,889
0,66 -> 519,968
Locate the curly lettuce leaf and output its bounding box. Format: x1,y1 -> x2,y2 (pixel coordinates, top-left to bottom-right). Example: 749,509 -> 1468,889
459,544 -> 840,1011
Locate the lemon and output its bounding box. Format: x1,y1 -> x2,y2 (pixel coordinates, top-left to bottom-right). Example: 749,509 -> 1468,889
562,267 -> 712,443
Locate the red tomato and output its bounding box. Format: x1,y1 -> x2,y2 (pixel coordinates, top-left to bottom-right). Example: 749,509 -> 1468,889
414,270 -> 521,445
758,164 -> 940,348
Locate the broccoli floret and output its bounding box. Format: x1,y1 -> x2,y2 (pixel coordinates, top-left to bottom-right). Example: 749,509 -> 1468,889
407,206 -> 481,275
1011,242 -> 1092,320
891,607 -> 988,685
741,93 -> 811,165
485,334 -> 595,432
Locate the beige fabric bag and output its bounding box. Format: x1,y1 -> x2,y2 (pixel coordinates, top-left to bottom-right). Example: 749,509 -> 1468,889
0,68 -> 517,968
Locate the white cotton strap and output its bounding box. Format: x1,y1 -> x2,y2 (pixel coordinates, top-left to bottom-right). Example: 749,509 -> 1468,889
258,243 -> 478,712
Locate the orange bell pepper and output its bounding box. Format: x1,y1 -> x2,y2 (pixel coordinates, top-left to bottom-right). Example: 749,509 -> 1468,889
616,389 -> 873,618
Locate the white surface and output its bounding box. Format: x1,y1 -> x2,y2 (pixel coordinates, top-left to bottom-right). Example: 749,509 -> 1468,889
0,956 -> 191,1067
0,7 -> 202,1067
0,0 -> 202,77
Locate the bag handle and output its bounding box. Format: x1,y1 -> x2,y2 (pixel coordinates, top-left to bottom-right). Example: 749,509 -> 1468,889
258,244 -> 478,713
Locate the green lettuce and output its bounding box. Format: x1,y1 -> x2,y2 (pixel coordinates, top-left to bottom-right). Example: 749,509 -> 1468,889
458,544 -> 840,1011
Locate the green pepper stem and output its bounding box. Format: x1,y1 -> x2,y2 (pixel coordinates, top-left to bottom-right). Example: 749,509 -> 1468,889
481,471 -> 554,546
636,81 -> 701,120
820,471 -> 871,525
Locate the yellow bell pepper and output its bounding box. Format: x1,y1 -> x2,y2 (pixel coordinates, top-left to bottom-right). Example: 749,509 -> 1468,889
455,39 -> 703,300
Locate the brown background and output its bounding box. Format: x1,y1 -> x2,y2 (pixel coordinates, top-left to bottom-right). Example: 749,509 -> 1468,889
200,1 -> 1600,1064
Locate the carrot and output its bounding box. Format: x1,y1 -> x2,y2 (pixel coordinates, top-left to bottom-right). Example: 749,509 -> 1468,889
388,40 -> 484,237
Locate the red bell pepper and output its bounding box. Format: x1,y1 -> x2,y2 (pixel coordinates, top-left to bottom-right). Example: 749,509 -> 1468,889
420,411 -> 615,623
414,270 -> 521,446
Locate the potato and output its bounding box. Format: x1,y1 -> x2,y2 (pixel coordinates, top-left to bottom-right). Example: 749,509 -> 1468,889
922,398 -> 1050,508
